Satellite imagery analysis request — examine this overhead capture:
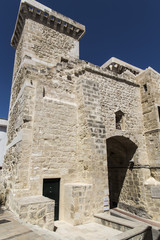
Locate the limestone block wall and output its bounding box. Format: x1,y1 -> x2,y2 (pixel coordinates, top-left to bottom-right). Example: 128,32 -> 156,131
13,18 -> 79,79
64,183 -> 93,225
137,69 -> 160,166
136,68 -> 160,221
9,194 -> 55,230
5,50 -> 160,223
73,67 -> 151,218
13,34 -> 24,81
3,62 -> 37,198
4,0 -> 160,226
75,75 -> 108,216
27,67 -> 79,223
137,69 -> 160,131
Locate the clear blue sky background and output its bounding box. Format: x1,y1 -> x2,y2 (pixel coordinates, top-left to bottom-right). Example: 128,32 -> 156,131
0,0 -> 160,119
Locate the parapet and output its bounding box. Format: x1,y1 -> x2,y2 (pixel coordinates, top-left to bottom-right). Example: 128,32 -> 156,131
11,0 -> 86,49
102,57 -> 143,76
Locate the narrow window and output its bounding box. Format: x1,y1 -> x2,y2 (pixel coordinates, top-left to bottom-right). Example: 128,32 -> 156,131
115,110 -> 125,130
43,87 -> 45,97
158,106 -> 160,121
143,84 -> 147,92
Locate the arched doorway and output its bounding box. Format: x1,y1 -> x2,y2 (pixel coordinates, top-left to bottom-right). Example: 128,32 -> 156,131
107,136 -> 137,209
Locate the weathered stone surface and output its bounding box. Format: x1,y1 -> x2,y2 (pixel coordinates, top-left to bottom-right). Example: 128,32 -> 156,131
64,183 -> 93,225
151,186 -> 160,198
2,0 -> 160,229
10,195 -> 54,230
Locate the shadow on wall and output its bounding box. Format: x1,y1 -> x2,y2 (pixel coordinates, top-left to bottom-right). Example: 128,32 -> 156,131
107,136 -> 138,209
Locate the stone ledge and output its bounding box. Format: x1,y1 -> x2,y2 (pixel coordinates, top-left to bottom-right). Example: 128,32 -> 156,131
17,195 -> 54,205
94,212 -> 139,230
107,225 -> 152,240
11,195 -> 55,231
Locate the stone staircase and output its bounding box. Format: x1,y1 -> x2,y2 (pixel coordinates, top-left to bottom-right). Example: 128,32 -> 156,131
94,209 -> 160,240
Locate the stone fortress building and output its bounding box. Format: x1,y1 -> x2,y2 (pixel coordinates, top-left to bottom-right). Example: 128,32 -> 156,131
2,0 -> 160,230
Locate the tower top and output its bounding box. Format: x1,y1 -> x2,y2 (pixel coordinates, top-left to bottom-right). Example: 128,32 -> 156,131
11,0 -> 85,49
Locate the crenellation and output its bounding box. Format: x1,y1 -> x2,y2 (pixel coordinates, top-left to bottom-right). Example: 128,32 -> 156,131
11,0 -> 85,49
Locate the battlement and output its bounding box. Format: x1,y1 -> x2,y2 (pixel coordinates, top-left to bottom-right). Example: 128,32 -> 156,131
11,0 -> 85,49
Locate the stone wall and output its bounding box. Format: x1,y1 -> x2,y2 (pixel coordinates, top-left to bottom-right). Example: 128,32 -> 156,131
76,68 -> 149,217
64,183 -> 93,225
13,17 -> 79,79
136,68 -> 160,221
3,0 -> 160,229
9,194 -> 55,230
4,55 -> 159,223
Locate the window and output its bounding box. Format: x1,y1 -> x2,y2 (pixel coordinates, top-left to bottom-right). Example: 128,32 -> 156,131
158,106 -> 160,121
115,110 -> 125,130
143,84 -> 147,92
43,87 -> 45,97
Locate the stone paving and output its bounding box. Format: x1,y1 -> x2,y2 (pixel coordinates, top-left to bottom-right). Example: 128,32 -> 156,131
0,208 -> 122,240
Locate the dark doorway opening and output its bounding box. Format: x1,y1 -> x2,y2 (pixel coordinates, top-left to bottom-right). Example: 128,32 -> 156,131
107,136 -> 137,209
43,178 -> 60,220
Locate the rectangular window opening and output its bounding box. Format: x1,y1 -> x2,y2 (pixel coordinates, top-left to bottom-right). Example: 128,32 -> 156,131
158,106 -> 160,121
143,84 -> 147,92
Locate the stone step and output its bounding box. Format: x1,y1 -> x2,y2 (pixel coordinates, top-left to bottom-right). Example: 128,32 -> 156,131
111,208 -> 160,229
94,212 -> 153,240
94,212 -> 139,232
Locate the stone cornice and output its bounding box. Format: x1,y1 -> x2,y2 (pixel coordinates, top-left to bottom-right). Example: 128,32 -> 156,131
102,57 -> 143,76
11,0 -> 85,49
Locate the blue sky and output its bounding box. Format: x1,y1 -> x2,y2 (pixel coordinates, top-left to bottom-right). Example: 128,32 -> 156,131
0,0 -> 160,119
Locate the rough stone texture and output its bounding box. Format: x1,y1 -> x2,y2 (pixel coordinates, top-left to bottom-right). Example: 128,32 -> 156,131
0,169 -> 5,205
2,0 -> 160,229
9,195 -> 55,230
64,183 -> 93,225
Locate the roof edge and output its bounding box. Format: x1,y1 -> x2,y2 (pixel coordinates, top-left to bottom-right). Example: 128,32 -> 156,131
11,0 -> 86,49
101,57 -> 143,76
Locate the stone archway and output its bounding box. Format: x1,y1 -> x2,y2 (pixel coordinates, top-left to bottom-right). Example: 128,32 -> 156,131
107,136 -> 137,209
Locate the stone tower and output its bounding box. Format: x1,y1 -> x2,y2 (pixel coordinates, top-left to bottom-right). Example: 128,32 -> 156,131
3,0 -> 160,230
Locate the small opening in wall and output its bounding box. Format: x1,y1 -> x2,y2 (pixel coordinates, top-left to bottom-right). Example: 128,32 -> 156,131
57,19 -> 61,24
61,57 -> 68,63
44,12 -> 48,17
36,9 -> 41,15
30,80 -> 33,85
143,84 -> 147,92
43,87 -> 45,97
69,25 -> 73,30
67,75 -> 72,81
51,16 -> 55,21
64,22 -> 67,27
115,110 -> 125,130
158,106 -> 160,121
29,6 -> 33,12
